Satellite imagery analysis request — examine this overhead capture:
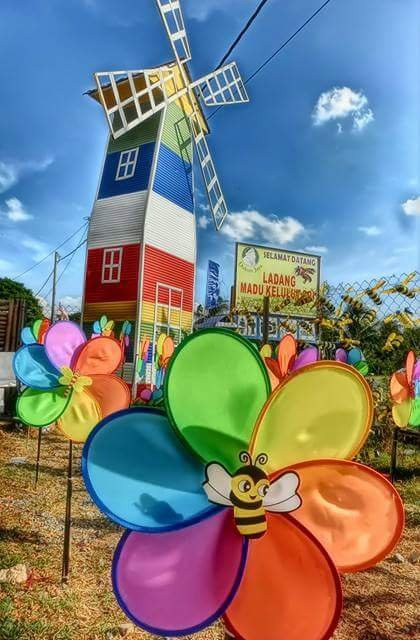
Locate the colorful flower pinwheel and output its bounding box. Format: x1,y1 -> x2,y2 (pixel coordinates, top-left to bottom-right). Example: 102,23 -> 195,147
260,334 -> 318,389
336,346 -> 369,376
390,351 -> 420,429
21,317 -> 50,346
154,333 -> 175,390
92,315 -> 115,338
83,330 -> 403,640
13,321 -> 130,442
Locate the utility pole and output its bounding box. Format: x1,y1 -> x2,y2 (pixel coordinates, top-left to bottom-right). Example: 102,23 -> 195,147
50,251 -> 60,322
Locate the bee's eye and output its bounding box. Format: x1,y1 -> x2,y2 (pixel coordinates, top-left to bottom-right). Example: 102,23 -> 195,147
258,484 -> 269,497
238,479 -> 251,493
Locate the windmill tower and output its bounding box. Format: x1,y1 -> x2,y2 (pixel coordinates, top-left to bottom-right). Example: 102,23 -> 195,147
82,0 -> 249,393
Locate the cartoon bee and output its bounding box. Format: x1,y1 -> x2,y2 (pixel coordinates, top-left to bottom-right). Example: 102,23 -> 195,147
362,308 -> 377,324
340,337 -> 360,349
341,293 -> 364,312
382,332 -> 404,352
295,266 -> 316,283
382,273 -> 417,298
315,296 -> 335,314
203,451 -> 301,540
362,280 -> 385,306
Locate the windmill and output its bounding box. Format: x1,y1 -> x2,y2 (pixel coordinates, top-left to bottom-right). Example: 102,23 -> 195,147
82,0 -> 249,391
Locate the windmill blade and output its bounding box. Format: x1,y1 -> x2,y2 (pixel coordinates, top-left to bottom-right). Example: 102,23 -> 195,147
191,115 -> 228,231
191,62 -> 249,106
94,66 -> 188,138
155,0 -> 192,65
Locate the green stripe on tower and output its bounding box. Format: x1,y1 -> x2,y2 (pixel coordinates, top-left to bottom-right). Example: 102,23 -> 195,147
161,103 -> 193,164
108,112 -> 161,154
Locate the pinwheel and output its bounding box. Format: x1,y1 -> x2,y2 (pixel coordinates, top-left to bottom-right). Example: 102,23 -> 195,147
13,321 -> 130,442
119,320 -> 132,351
260,333 -> 318,388
390,351 -> 420,428
336,346 -> 369,376
83,330 -> 403,640
136,337 -> 150,383
21,317 -> 50,346
92,315 -> 115,338
154,333 -> 175,390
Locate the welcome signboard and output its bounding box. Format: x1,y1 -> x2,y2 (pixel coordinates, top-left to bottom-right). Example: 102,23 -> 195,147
234,242 -> 321,319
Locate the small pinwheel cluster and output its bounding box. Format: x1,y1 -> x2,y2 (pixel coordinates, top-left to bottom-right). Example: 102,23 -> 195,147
136,334 -> 174,405
14,320 -> 130,442
390,351 -> 420,429
336,346 -> 369,376
83,329 -> 403,640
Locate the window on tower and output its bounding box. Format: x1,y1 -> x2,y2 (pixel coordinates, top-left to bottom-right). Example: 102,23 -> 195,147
115,148 -> 139,180
102,247 -> 123,283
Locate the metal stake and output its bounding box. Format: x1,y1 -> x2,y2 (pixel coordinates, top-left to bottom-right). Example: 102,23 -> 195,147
61,440 -> 73,584
34,428 -> 42,489
262,295 -> 270,344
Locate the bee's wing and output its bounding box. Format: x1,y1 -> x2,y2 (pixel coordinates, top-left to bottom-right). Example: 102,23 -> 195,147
202,463 -> 233,507
263,471 -> 302,513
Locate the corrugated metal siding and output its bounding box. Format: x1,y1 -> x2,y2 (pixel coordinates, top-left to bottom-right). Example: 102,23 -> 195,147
85,244 -> 140,303
153,144 -> 193,213
161,103 -> 193,164
142,245 -> 194,312
143,191 -> 195,262
141,301 -> 192,329
98,142 -> 155,199
108,112 -> 161,154
88,191 -> 147,249
83,301 -> 138,322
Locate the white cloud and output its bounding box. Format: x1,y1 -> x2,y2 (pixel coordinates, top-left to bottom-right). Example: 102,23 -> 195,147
312,87 -> 374,132
3,197 -> 32,222
22,237 -> 49,261
59,296 -> 82,310
221,210 -> 305,245
0,162 -> 18,194
401,196 -> 420,217
198,215 -> 210,230
0,157 -> 54,195
305,245 -> 328,254
358,225 -> 382,237
0,258 -> 12,274
186,0 -> 254,21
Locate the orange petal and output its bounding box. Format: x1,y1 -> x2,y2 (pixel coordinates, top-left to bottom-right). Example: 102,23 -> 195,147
225,513 -> 342,640
280,460 -> 404,573
406,351 -> 415,386
277,334 -> 296,377
73,337 -> 122,375
390,370 -> 410,403
88,374 -> 131,418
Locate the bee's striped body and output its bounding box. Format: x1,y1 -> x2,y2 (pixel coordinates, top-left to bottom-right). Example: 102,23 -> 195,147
233,504 -> 267,540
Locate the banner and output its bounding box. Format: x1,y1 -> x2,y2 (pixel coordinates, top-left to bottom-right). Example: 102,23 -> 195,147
234,243 -> 321,318
205,260 -> 220,310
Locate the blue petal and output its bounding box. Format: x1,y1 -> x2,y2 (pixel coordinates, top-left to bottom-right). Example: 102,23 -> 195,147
82,407 -> 220,532
347,347 -> 363,365
13,344 -> 60,389
21,326 -> 36,345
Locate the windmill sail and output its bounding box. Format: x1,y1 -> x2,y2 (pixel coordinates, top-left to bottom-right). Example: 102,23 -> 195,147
155,0 -> 192,64
192,62 -> 249,106
191,115 -> 228,231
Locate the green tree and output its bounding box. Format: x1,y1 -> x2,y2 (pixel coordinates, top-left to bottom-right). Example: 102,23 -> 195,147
0,277 -> 43,324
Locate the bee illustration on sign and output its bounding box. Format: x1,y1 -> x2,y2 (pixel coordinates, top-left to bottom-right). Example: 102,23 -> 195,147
295,266 -> 316,283
240,246 -> 261,272
203,451 -> 301,539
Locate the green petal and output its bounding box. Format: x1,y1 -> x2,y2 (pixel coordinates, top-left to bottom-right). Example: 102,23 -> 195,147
17,386 -> 72,427
164,329 -> 270,472
409,397 -> 420,428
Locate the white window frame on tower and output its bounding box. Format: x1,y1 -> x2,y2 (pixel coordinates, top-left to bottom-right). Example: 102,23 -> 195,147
102,247 -> 123,284
115,147 -> 139,180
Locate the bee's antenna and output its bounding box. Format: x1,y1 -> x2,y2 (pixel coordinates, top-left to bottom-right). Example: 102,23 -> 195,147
239,451 -> 252,465
254,453 -> 268,468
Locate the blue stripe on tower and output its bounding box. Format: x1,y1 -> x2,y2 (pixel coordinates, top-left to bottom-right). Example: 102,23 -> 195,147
153,144 -> 193,213
98,142 -> 155,199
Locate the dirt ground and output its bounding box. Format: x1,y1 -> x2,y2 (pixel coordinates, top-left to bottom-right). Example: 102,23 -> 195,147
0,424 -> 418,640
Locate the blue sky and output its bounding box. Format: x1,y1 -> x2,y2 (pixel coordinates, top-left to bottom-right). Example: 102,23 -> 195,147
0,0 -> 418,308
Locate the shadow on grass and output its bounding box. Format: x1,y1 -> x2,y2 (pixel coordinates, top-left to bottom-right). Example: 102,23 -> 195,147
70,516 -> 120,532
0,527 -> 44,545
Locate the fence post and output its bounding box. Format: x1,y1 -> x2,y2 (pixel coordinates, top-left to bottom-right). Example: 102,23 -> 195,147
262,296 -> 269,344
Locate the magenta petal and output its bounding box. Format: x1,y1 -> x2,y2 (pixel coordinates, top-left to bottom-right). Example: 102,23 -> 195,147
291,346 -> 318,371
44,321 -> 86,370
414,360 -> 420,382
335,348 -> 348,363
112,510 -> 247,636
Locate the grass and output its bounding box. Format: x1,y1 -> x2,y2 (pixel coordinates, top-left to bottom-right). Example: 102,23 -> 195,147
0,423 -> 418,640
